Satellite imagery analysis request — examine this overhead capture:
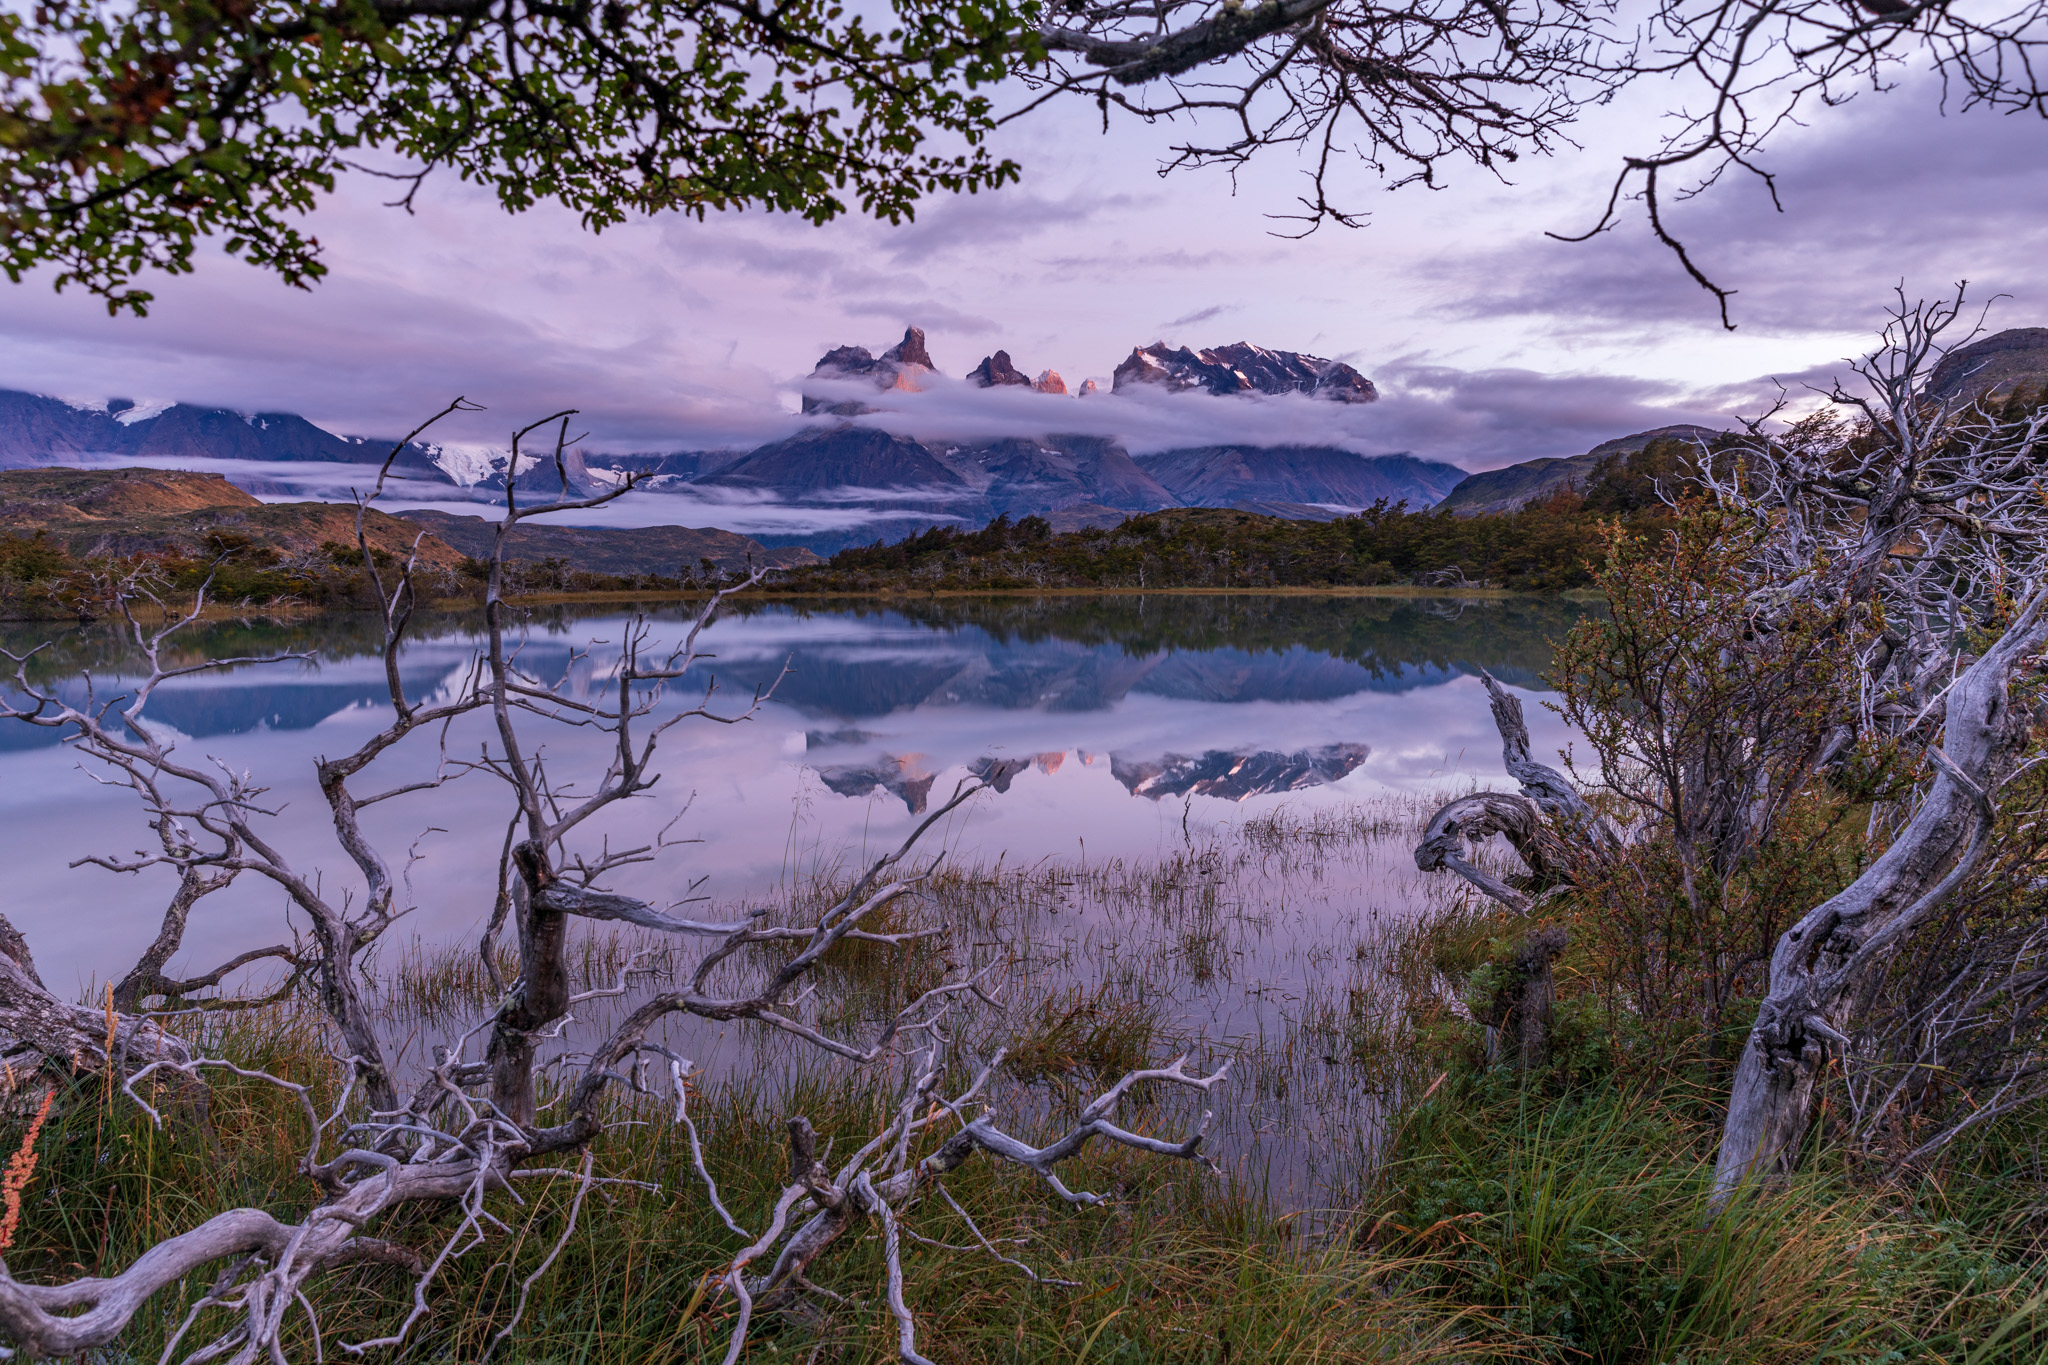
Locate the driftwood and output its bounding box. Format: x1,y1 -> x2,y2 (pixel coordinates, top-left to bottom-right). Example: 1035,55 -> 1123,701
1414,669 -> 1606,912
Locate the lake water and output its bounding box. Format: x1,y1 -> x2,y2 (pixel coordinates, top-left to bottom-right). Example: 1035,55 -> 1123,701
0,593 -> 1592,995
0,592 -> 1597,1197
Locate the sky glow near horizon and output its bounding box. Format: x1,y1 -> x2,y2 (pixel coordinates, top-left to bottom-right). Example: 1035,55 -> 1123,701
4,59 -> 2046,473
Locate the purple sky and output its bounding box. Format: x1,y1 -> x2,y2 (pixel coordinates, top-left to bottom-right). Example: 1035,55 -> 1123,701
3,65 -> 2043,472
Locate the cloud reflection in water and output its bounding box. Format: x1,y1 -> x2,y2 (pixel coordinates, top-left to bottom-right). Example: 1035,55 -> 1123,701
0,593 -> 1595,989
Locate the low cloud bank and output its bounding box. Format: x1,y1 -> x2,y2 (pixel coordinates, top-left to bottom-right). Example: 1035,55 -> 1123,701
812,365 -> 1757,469
80,454 -> 947,536
377,493 -> 961,538
94,455 -> 438,499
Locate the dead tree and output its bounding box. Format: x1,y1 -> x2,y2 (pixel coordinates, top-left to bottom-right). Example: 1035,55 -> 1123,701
1711,593 -> 2048,1199
0,404 -> 1232,1362
1699,290 -> 2048,1200
1412,287 -> 2048,1198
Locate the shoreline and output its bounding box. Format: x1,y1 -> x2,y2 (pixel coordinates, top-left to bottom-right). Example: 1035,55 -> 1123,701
0,584 -> 1600,623
481,583 -> 1602,606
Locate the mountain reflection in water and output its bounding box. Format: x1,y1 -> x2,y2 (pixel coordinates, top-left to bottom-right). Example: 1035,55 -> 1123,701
0,593 -> 1594,986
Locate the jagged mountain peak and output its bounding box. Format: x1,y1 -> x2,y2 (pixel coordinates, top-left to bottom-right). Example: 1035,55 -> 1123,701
968,350 -> 1031,388
803,327 -> 939,415
809,328 -> 1380,408
880,326 -> 934,370
1113,341 -> 1377,403
966,352 -> 1070,395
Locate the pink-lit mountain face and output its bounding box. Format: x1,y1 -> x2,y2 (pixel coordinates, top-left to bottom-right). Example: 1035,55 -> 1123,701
801,327 -> 938,415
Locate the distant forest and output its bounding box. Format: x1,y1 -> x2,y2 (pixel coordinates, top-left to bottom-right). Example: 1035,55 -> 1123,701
773,435 -> 1709,594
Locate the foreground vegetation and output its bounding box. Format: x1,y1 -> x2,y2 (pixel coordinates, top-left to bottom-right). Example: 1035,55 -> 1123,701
5,807 -> 2047,1364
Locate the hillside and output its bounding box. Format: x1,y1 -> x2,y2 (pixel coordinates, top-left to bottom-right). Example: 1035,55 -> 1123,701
1436,425 -> 1721,515
1925,327 -> 2048,404
779,502 -> 1620,594
1136,446 -> 1465,509
0,468 -> 465,568
392,509 -> 820,575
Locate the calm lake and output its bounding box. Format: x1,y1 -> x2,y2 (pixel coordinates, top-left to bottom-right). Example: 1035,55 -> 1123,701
0,593 -> 1592,994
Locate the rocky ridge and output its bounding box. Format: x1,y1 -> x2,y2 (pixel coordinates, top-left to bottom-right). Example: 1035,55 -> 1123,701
1925,327 -> 2048,405
1111,342 -> 1377,403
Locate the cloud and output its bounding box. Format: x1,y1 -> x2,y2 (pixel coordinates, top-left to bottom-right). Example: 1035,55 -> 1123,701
806,365 -> 1754,468
1163,305 -> 1230,329
840,299 -> 1003,337
98,455 -> 443,499
0,256 -> 809,452
6,56 -> 2044,483
876,190 -> 1147,265
1365,362 -> 1754,468
1430,72 -> 2048,343
385,492 -> 963,537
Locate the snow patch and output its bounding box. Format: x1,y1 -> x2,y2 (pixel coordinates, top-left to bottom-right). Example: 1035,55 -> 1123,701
422,442 -> 503,487
114,399 -> 174,425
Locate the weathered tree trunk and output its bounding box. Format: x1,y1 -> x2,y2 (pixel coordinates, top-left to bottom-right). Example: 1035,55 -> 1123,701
1415,792 -> 1565,911
1711,595 -> 2048,1205
489,846 -> 572,1127
1516,925 -> 1569,1071
1415,669 -> 1613,911
0,914 -> 43,990
0,950 -> 195,1088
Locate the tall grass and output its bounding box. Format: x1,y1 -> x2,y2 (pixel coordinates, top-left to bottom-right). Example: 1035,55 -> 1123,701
4,796 -> 2047,1361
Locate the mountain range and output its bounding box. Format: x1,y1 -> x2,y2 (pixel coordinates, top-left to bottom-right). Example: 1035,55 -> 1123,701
612,329 -> 1459,548
0,390 -> 449,481
6,324 -> 2043,561
0,328 -> 1467,554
